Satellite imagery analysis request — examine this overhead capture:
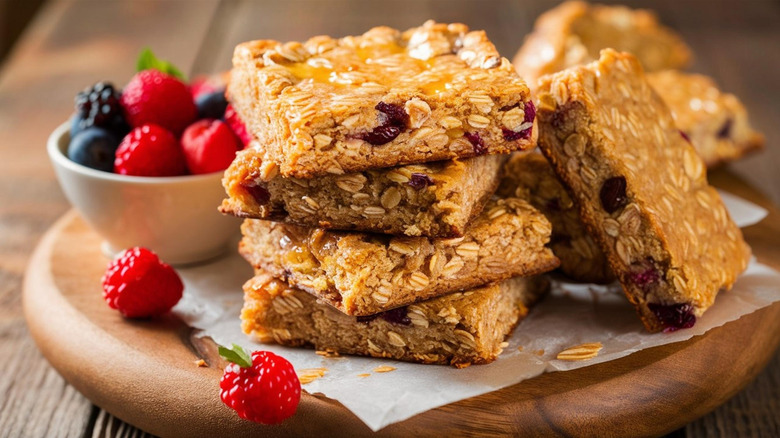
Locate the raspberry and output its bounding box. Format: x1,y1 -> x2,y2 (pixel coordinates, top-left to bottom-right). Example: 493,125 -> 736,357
115,124 -> 187,176
224,104 -> 252,148
121,70 -> 197,136
181,119 -> 239,174
101,247 -> 183,318
218,344 -> 301,424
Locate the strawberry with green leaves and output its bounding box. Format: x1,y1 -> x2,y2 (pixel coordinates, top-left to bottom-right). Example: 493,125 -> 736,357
218,344 -> 301,424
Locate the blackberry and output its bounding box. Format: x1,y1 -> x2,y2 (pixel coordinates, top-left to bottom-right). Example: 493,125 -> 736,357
72,81 -> 129,139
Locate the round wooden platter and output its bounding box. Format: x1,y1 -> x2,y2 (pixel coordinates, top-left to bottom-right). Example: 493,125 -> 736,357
23,171 -> 780,438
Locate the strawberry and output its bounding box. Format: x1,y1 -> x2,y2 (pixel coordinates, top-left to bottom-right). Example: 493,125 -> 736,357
218,344 -> 301,425
121,70 -> 197,136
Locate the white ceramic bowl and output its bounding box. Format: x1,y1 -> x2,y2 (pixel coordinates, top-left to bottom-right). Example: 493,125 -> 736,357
48,122 -> 241,265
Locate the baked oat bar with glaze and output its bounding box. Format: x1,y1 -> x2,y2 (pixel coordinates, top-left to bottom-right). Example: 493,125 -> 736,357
242,271 -> 549,367
498,152 -> 613,284
220,145 -> 506,237
647,70 -> 764,168
239,197 -> 559,316
512,1 -> 691,90
535,49 -> 750,332
229,20 -> 535,178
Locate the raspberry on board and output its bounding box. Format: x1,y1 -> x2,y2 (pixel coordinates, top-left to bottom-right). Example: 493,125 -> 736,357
114,124 -> 187,176
218,344 -> 301,424
101,247 -> 183,318
121,70 -> 197,136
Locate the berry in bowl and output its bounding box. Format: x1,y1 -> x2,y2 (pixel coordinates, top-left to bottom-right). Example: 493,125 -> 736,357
48,50 -> 248,265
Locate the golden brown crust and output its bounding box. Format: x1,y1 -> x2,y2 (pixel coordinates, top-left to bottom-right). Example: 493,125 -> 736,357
535,49 -> 750,332
647,70 -> 765,168
241,272 -> 549,367
220,146 -> 506,237
239,196 -> 559,316
229,20 -> 535,178
513,1 -> 691,91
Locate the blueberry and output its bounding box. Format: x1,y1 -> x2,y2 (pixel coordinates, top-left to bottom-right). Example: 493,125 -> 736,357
196,88 -> 228,120
68,127 -> 120,172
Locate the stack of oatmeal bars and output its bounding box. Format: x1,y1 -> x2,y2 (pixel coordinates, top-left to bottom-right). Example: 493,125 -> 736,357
221,2 -> 761,365
220,21 -> 561,367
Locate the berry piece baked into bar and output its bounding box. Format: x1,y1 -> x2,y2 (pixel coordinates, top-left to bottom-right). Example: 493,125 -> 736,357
647,70 -> 764,168
535,49 -> 750,332
239,197 -> 559,316
498,152 -> 613,284
221,146 -> 506,237
242,272 -> 549,367
513,1 -> 691,90
229,20 -> 536,178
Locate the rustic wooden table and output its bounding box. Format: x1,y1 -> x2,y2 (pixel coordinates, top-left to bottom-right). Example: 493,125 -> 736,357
0,1 -> 777,437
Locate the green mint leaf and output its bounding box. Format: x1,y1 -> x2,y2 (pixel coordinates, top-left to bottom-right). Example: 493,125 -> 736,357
135,47 -> 187,81
218,343 -> 253,368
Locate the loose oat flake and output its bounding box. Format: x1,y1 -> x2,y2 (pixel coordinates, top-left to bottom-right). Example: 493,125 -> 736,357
556,342 -> 603,361
373,365 -> 396,373
297,367 -> 328,384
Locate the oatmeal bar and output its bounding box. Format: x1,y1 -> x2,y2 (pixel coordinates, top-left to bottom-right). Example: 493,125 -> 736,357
229,20 -> 535,178
512,1 -> 691,90
239,197 -> 559,316
220,145 -> 506,237
647,70 -> 764,168
498,152 -> 613,283
535,49 -> 750,332
242,272 -> 549,367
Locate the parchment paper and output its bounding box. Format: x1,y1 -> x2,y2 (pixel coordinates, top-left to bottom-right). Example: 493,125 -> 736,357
174,190 -> 779,431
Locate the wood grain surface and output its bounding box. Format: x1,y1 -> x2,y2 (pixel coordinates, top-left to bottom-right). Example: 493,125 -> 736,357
1,0 -> 779,437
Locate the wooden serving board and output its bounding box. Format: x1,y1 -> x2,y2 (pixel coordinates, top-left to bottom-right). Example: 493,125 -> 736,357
23,171 -> 780,438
